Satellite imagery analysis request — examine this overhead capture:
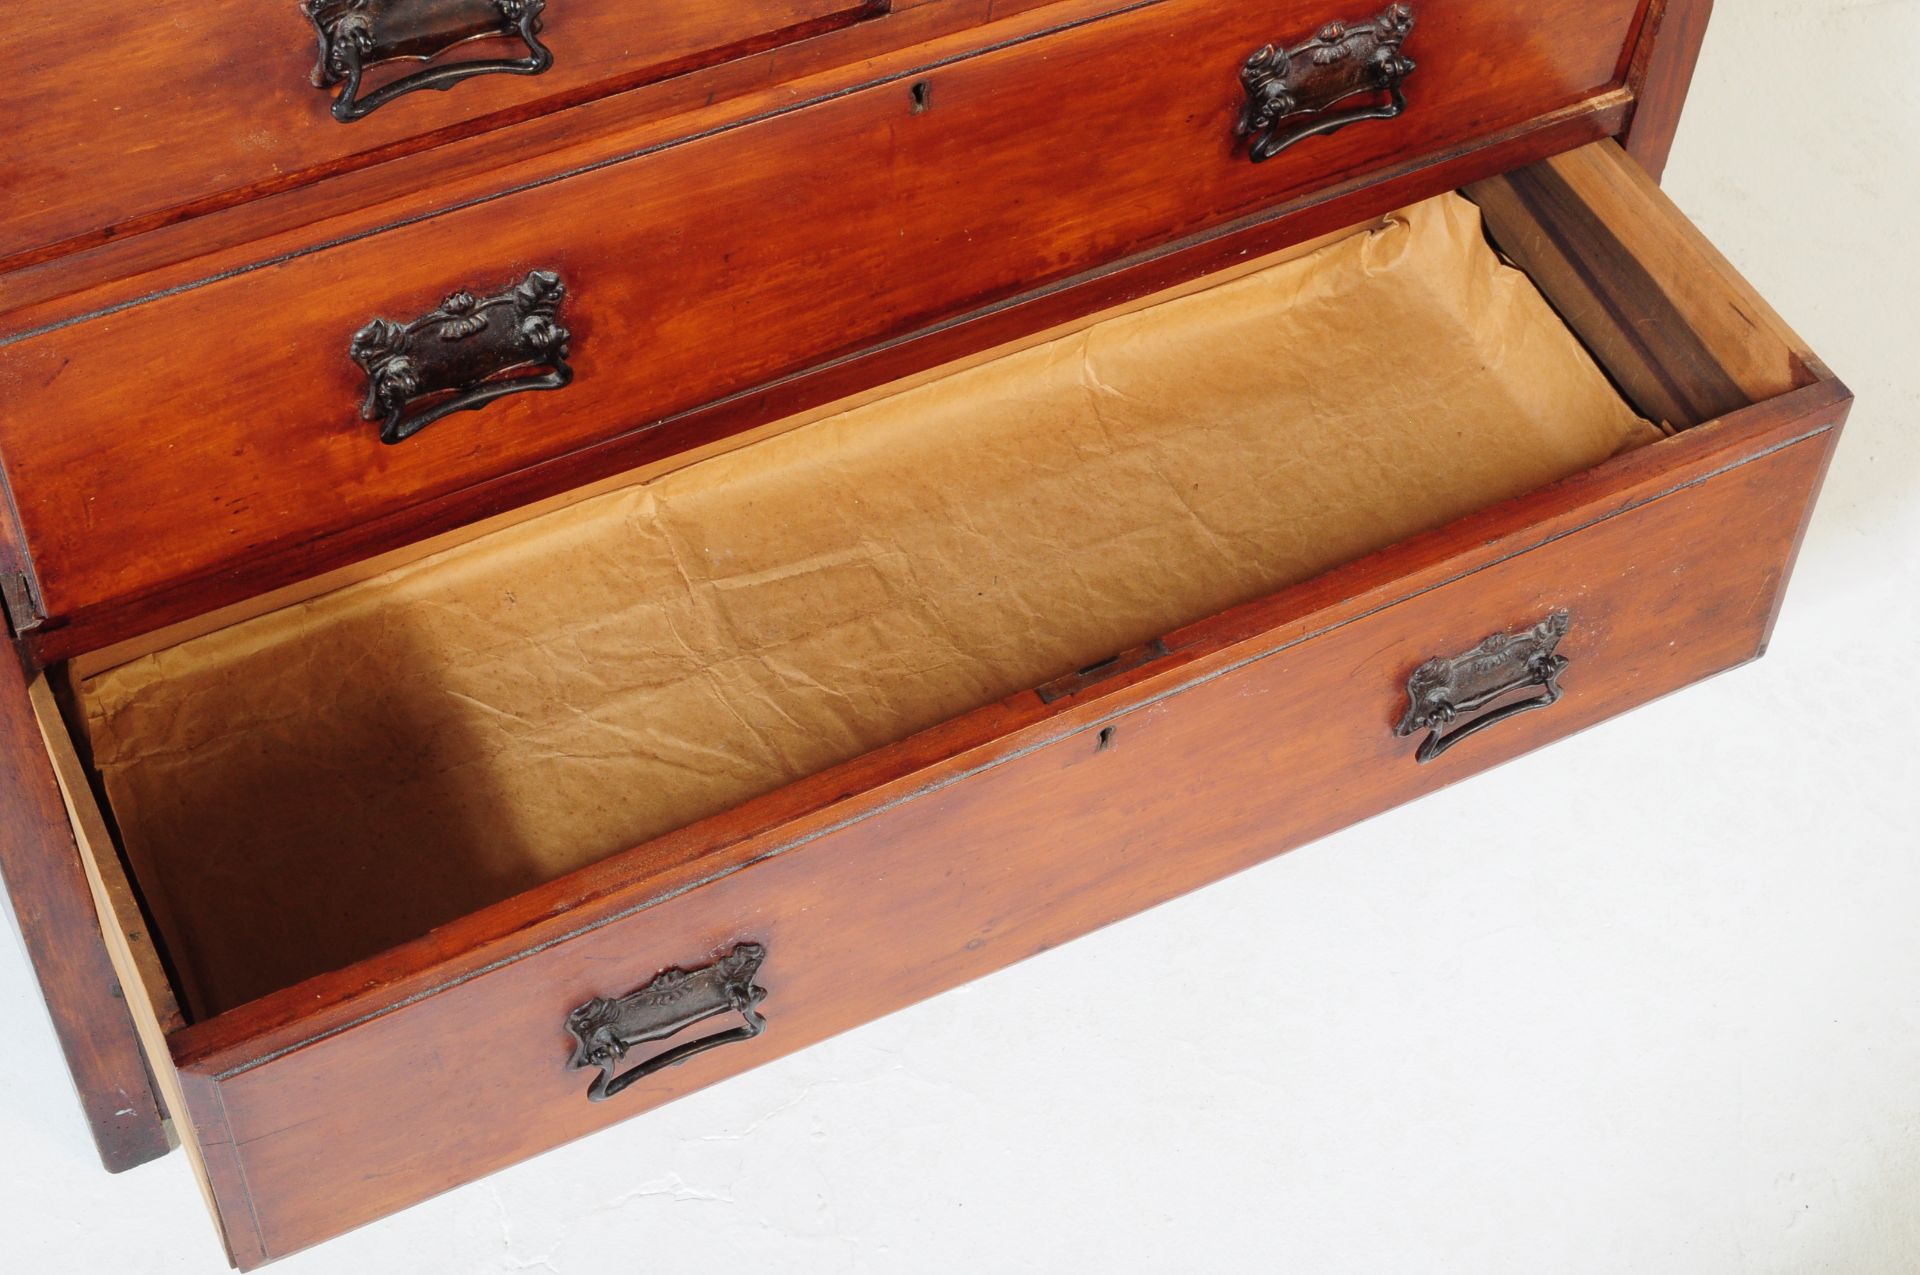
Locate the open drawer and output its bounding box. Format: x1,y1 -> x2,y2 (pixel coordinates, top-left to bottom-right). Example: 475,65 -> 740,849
26,141 -> 1846,1267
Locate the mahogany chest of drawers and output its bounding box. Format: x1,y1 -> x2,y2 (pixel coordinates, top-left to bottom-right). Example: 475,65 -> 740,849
0,0 -> 1848,1264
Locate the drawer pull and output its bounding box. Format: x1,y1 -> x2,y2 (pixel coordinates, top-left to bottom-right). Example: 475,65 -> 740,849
350,269 -> 572,445
1237,4 -> 1416,163
305,0 -> 555,124
1395,611 -> 1571,763
564,943 -> 769,1103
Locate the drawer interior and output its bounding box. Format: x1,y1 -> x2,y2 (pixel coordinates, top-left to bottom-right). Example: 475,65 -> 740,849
41,141 -> 1821,1029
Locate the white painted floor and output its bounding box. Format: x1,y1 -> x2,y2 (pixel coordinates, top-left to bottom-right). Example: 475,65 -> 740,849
4,3 -> 1915,1270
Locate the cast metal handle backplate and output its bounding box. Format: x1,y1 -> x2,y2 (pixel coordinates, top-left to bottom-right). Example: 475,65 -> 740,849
1237,4 -> 1416,163
1395,611 -> 1571,763
564,943 -> 769,1103
305,0 -> 554,123
349,269 -> 572,444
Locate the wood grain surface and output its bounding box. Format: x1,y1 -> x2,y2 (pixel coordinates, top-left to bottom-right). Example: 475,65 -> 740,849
1466,137 -> 1815,426
1622,0 -> 1714,181
0,2 -> 1792,1250
15,98 -> 1637,666
0,0 -> 880,270
0,649 -> 170,1172
0,0 -> 1645,644
134,142 -> 1847,1260
0,0 -> 1095,323
170,390 -> 1846,1265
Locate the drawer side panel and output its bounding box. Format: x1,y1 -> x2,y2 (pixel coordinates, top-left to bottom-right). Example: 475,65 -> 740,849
0,653 -> 170,1172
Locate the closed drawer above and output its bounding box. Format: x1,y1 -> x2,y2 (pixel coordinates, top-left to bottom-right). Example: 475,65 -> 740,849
0,0 -> 944,273
0,0 -> 1650,654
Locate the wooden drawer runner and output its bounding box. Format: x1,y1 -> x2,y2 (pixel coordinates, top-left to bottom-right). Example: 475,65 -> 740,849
0,0 -> 1646,636
31,143 -> 1848,1264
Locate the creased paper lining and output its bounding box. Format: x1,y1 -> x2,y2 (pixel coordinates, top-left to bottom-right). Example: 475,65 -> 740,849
79,192 -> 1660,1017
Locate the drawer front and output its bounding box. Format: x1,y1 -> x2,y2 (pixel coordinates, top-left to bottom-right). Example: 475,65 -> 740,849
173,409 -> 1839,1265
0,0 -> 1645,632
0,0 -> 890,268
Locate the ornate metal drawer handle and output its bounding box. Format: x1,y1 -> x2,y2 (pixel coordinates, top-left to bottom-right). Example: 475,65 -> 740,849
565,943 -> 768,1103
1395,611 -> 1571,763
1237,3 -> 1416,163
305,0 -> 555,124
350,269 -> 572,445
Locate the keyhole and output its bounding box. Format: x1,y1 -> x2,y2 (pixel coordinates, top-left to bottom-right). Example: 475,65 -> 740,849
910,80 -> 932,114
1096,726 -> 1117,753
